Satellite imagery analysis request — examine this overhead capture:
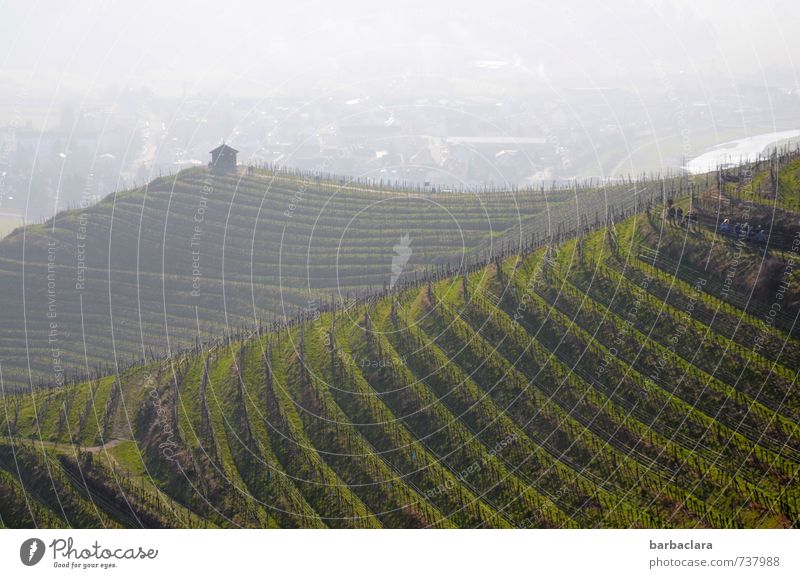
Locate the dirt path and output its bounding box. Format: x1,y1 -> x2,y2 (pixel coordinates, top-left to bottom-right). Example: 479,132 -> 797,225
0,436 -> 129,453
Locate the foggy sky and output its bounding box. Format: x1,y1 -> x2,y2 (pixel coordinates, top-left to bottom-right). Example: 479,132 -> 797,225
1,0 -> 798,99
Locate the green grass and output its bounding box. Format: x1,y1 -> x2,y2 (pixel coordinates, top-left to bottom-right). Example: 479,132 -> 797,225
108,440 -> 146,476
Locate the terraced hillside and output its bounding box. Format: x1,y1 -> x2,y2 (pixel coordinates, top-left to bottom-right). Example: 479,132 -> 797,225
0,166 -> 675,390
1,203 -> 797,528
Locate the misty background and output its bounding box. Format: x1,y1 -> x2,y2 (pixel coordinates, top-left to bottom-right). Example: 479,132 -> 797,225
1,0 -> 798,229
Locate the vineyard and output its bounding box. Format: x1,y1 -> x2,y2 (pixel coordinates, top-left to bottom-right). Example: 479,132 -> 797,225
0,165 -> 684,390
1,160 -> 798,527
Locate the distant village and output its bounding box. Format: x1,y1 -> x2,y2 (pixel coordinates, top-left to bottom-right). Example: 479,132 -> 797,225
1,80 -> 798,223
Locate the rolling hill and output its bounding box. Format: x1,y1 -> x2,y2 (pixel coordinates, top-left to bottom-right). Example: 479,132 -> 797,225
1,183 -> 798,528
0,165 -> 677,391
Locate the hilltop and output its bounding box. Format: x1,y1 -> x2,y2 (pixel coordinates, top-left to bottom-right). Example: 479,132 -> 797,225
0,165 -> 676,390
1,195 -> 798,528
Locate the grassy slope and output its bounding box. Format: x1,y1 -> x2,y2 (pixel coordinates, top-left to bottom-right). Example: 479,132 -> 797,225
0,166 -> 675,390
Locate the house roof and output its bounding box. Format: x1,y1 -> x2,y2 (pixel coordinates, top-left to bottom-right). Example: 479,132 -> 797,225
210,143 -> 239,154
